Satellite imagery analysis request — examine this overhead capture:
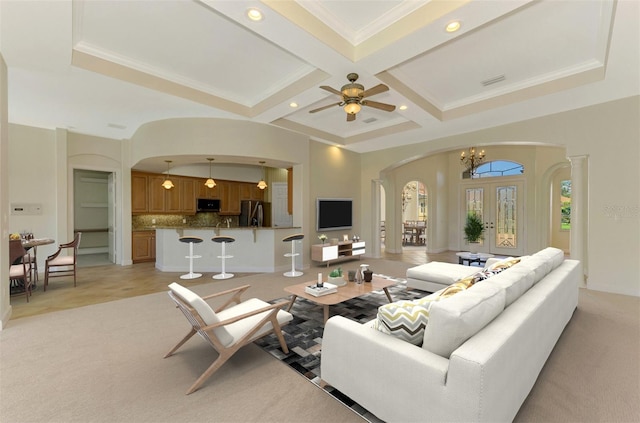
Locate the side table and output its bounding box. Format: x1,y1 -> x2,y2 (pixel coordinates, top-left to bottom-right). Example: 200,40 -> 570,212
456,252 -> 494,266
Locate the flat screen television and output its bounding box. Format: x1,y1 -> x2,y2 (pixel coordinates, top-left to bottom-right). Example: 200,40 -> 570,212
316,198 -> 353,232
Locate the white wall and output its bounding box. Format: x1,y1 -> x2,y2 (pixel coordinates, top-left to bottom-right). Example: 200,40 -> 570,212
7,125 -> 59,266
0,53 -> 10,329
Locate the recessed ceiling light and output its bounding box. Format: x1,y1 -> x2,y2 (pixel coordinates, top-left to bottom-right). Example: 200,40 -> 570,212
247,8 -> 263,21
289,102 -> 298,108
445,20 -> 461,33
399,105 -> 408,111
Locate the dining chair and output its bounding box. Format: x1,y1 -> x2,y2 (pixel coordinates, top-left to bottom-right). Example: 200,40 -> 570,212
165,282 -> 293,394
417,220 -> 427,245
403,222 -> 415,245
44,232 -> 81,291
9,240 -> 33,302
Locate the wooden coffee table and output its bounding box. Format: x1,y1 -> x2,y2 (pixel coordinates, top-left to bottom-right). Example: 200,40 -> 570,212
284,275 -> 396,324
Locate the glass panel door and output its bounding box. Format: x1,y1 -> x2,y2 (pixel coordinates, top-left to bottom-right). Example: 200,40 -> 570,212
494,185 -> 518,251
462,180 -> 524,256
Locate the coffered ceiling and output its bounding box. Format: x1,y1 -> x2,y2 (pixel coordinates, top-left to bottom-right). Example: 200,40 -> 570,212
1,0 -> 638,156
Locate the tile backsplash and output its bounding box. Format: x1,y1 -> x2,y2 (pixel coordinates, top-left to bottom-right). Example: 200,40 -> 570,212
132,213 -> 238,229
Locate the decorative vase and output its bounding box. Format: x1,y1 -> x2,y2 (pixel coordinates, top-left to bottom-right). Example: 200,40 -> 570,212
363,269 -> 373,282
468,241 -> 480,254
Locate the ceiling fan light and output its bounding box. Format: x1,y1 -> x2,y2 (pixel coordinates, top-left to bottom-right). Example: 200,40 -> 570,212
344,102 -> 361,115
342,84 -> 364,98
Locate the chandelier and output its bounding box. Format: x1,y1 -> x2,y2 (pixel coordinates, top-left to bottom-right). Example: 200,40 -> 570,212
460,147 -> 486,176
161,160 -> 174,189
204,158 -> 216,188
257,161 -> 268,190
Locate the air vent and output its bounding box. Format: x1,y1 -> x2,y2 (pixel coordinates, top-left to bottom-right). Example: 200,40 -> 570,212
481,74 -> 506,87
363,117 -> 378,124
107,123 -> 127,129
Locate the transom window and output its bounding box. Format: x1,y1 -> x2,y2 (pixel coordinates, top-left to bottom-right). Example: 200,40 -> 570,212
463,160 -> 524,179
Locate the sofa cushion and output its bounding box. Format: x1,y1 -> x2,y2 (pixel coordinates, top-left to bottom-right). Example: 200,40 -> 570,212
516,247 -> 564,285
422,282 -> 506,357
407,262 -> 478,287
373,299 -> 435,345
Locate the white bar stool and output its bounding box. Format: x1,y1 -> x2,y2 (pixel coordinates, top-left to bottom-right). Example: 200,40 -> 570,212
211,236 -> 235,280
179,236 -> 203,280
282,233 -> 304,277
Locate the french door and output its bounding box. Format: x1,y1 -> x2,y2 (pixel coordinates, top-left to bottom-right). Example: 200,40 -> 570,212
461,179 -> 525,256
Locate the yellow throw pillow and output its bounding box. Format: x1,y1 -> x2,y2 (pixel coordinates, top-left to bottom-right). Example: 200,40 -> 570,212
438,274 -> 480,299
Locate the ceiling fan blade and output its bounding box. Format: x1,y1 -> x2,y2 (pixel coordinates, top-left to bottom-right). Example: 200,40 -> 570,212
360,84 -> 389,99
362,100 -> 396,112
309,102 -> 341,113
320,86 -> 343,96
346,113 -> 356,122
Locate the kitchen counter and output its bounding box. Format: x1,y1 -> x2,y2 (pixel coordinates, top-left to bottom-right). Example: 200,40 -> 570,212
154,227 -> 303,273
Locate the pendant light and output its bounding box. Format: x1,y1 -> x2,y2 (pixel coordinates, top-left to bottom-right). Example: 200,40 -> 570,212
204,158 -> 216,188
161,160 -> 174,190
257,161 -> 268,190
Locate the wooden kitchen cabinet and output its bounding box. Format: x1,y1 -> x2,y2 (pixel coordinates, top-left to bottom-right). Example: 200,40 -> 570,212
148,175 -> 167,213
250,183 -> 265,201
197,178 -> 220,199
180,178 -> 196,214
165,177 -> 196,214
131,171 -> 253,215
239,183 -> 252,200
219,181 -> 241,215
165,176 -> 182,213
132,230 -> 156,263
131,172 -> 148,214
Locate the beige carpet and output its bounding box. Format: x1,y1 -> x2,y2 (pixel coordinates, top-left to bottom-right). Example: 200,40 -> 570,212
1,259 -> 639,423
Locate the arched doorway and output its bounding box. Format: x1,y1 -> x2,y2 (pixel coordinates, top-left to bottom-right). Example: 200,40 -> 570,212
402,181 -> 427,248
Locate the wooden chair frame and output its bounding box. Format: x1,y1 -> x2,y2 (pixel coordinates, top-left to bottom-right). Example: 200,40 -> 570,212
165,284 -> 291,394
9,240 -> 33,302
44,232 -> 81,291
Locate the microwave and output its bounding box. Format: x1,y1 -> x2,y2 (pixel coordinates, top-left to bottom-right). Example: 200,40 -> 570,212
196,198 -> 221,212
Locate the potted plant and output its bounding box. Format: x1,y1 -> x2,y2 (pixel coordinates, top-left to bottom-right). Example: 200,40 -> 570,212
328,267 -> 346,286
464,213 -> 485,253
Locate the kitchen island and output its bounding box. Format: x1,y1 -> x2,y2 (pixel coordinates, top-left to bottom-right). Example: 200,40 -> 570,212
154,227 -> 303,274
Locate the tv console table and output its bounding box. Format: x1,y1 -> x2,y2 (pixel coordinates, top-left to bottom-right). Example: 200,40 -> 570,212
311,241 -> 365,267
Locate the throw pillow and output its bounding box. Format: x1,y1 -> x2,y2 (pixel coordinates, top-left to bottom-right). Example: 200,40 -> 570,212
487,257 -> 522,271
438,273 -> 484,298
373,298 -> 437,345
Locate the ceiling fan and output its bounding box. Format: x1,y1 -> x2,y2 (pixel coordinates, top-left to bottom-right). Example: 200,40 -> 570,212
309,73 -> 396,121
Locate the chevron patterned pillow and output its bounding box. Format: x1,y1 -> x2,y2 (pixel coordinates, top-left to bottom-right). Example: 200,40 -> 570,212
373,298 -> 438,345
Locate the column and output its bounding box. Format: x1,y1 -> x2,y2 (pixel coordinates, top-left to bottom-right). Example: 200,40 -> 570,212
568,155 -> 587,286
370,179 -> 382,258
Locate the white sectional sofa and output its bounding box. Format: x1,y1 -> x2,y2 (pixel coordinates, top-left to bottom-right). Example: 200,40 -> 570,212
321,247 -> 580,423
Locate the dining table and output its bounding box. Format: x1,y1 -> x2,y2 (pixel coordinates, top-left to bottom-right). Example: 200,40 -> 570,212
402,223 -> 426,245
18,237 -> 55,286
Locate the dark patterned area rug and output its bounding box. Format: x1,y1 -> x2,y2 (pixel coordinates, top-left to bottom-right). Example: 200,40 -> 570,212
254,276 -> 426,422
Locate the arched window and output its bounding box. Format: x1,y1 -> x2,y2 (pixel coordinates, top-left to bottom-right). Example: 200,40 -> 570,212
463,160 -> 524,179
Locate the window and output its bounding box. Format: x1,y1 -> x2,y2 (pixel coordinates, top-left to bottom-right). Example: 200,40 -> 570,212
463,160 -> 524,179
560,180 -> 571,230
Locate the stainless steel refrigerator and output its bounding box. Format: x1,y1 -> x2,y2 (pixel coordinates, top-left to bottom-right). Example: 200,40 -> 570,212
239,200 -> 271,227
